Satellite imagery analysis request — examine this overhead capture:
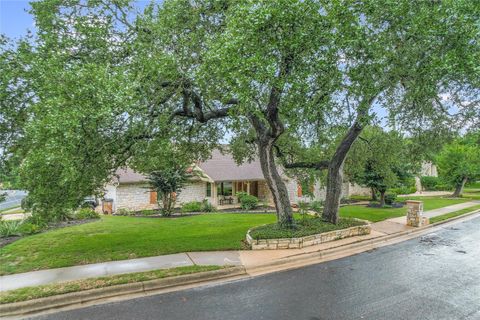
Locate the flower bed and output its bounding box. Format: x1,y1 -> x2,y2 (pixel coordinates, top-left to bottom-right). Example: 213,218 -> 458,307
246,218 -> 371,250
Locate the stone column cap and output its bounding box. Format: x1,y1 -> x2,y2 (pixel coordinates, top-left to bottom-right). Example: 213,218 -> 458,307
405,200 -> 423,204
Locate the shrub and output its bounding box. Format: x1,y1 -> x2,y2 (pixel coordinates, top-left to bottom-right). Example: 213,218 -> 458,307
181,201 -> 203,213
384,193 -> 397,205
0,220 -> 24,238
18,222 -> 42,235
309,200 -> 324,214
24,213 -> 48,228
421,176 -> 439,191
115,208 -> 133,216
391,186 -> 417,195
75,208 -> 100,220
238,193 -> 259,210
201,200 -> 215,212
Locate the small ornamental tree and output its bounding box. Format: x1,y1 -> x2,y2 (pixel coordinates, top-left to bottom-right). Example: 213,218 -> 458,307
147,168 -> 188,216
436,136 -> 480,197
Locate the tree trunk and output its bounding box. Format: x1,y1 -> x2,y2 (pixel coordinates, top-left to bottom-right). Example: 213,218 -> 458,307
257,138 -> 294,228
452,177 -> 468,197
379,191 -> 386,207
323,162 -> 344,224
322,119 -> 365,224
371,187 -> 377,201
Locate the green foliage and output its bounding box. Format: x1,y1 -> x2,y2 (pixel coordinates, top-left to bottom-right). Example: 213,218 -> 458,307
18,222 -> 42,235
298,201 -> 310,221
147,168 -> 188,215
237,192 -> 259,210
249,218 -> 365,240
346,126 -> 414,200
309,201 -> 324,214
201,200 -> 215,213
0,220 -> 23,237
436,137 -> 480,193
0,0 -> 478,227
384,193 -> 397,205
421,176 -> 440,191
181,201 -> 203,213
75,208 -> 100,220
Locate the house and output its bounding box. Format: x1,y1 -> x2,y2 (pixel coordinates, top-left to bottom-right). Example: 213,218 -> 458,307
101,149 -> 369,212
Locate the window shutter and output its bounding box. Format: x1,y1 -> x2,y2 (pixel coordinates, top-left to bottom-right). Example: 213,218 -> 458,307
149,191 -> 157,204
297,183 -> 302,197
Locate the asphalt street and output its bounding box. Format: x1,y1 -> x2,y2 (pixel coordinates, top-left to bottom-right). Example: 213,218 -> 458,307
30,216 -> 480,320
0,190 -> 26,211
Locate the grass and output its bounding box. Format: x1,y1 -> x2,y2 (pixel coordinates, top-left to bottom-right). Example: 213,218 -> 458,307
0,214 -> 280,275
339,197 -> 472,222
249,217 -> 365,240
429,204 -> 480,224
0,196 -> 471,275
0,265 -> 221,304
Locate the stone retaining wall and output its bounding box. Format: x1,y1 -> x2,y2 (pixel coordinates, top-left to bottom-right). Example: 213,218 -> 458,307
246,224 -> 371,250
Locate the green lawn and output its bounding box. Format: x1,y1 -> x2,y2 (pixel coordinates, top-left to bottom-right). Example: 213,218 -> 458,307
0,196 -> 473,275
340,197 -> 472,222
429,204 -> 480,224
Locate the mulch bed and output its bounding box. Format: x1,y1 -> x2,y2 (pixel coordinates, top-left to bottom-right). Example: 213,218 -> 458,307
367,202 -> 405,209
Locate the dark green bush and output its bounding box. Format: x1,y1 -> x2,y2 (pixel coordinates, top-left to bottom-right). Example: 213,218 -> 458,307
181,201 -> 203,213
384,193 -> 397,205
75,208 -> 100,220
421,176 -> 439,191
237,193 -> 258,210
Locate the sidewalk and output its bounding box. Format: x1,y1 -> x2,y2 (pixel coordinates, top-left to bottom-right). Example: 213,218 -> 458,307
1,201 -> 479,292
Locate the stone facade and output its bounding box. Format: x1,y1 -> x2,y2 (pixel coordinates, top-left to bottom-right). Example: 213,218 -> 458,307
246,224 -> 371,250
114,181 -> 208,211
116,183 -> 156,211
176,181 -> 207,205
406,200 -> 429,227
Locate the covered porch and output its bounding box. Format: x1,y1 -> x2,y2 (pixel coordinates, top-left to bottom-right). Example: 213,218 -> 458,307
206,180 -> 272,208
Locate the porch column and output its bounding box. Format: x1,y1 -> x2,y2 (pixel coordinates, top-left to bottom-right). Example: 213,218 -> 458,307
212,182 -> 217,205
247,181 -> 251,195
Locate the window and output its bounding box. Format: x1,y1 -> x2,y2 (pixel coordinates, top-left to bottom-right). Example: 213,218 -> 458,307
217,182 -> 233,196
206,183 -> 212,197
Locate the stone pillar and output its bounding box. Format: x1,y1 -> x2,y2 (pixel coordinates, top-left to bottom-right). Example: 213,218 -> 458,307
406,200 -> 428,227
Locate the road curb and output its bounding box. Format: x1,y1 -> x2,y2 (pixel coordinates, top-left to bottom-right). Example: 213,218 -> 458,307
0,266 -> 247,318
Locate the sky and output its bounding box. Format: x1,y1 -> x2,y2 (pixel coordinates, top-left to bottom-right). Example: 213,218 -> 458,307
0,0 -> 34,39
0,0 -> 159,39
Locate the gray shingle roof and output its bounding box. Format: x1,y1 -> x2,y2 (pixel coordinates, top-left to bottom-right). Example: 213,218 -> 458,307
115,149 -> 281,184
198,149 -> 266,182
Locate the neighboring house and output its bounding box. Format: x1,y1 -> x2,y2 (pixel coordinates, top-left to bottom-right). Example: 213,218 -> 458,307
101,149 -> 370,212
415,162 -> 439,192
